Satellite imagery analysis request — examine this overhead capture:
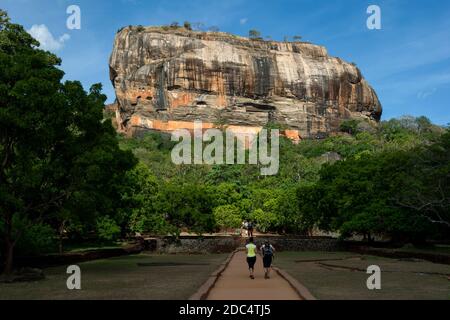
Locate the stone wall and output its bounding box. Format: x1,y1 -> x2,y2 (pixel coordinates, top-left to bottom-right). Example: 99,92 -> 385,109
144,236 -> 242,254
142,236 -> 341,253
254,237 -> 341,252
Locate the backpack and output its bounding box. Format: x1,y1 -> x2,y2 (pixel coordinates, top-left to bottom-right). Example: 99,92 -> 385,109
262,244 -> 273,257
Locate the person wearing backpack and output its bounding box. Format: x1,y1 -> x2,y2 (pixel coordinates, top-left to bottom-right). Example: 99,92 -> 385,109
260,241 -> 275,279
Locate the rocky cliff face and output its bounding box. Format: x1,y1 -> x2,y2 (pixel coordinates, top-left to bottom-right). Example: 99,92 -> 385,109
109,27 -> 381,139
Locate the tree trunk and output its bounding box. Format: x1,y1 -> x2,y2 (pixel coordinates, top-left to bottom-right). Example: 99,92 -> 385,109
3,240 -> 14,275
59,235 -> 63,255
3,214 -> 14,275
58,220 -> 66,255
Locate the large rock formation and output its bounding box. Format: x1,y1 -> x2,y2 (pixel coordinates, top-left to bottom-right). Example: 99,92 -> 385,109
109,27 -> 381,139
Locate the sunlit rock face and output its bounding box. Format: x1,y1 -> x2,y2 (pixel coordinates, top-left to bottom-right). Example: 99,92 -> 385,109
109,27 -> 382,139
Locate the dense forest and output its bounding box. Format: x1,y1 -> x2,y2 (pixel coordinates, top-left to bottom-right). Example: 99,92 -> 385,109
116,116 -> 449,244
1,11 -> 449,274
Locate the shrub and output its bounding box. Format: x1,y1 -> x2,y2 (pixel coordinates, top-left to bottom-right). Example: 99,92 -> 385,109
249,29 -> 261,40
183,21 -> 192,30
96,216 -> 121,241
130,210 -> 174,235
213,205 -> 242,230
4,218 -> 57,256
170,21 -> 179,29
251,209 -> 278,233
340,119 -> 360,135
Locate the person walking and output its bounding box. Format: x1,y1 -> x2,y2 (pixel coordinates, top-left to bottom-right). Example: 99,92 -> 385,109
247,221 -> 254,238
245,237 -> 257,279
260,241 -> 275,279
242,220 -> 248,237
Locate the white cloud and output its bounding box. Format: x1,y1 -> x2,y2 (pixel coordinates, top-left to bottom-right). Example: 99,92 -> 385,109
240,18 -> 248,25
417,88 -> 437,100
27,24 -> 70,52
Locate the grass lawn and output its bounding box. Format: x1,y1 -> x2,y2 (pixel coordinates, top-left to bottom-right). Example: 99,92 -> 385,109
0,253 -> 227,300
56,240 -> 129,253
275,251 -> 450,300
397,244 -> 450,256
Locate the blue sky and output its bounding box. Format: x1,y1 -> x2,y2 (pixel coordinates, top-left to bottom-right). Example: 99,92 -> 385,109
2,0 -> 450,125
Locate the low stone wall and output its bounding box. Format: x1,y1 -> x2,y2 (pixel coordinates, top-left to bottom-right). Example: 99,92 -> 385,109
142,236 -> 242,254
253,237 -> 341,252
142,236 -> 341,253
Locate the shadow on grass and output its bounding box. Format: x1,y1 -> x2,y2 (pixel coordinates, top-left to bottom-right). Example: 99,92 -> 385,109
137,262 -> 210,267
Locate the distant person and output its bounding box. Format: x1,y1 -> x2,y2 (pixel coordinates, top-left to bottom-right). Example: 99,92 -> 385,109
245,237 -> 257,279
260,241 -> 275,279
247,221 -> 254,237
242,220 -> 248,237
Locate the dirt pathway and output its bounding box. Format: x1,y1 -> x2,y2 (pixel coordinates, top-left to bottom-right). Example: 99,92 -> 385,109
206,250 -> 302,300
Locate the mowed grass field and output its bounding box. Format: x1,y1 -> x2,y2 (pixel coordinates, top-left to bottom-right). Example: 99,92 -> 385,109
275,251 -> 450,300
0,253 -> 227,300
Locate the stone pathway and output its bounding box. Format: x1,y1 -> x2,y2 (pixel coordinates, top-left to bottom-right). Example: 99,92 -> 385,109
207,251 -> 302,300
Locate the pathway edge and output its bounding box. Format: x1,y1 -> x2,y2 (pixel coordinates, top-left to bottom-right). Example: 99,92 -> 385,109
273,267 -> 317,300
189,249 -> 239,300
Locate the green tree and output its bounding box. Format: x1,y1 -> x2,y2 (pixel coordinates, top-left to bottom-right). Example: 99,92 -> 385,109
314,150 -> 433,242
213,205 -> 242,230
249,29 -> 261,40
0,12 -> 136,274
96,216 -> 121,241
251,209 -> 277,233
211,183 -> 242,207
153,182 -> 215,235
275,185 -> 316,235
183,21 -> 192,30
339,119 -> 359,135
396,130 -> 450,227
2,217 -> 56,256
124,163 -> 171,235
